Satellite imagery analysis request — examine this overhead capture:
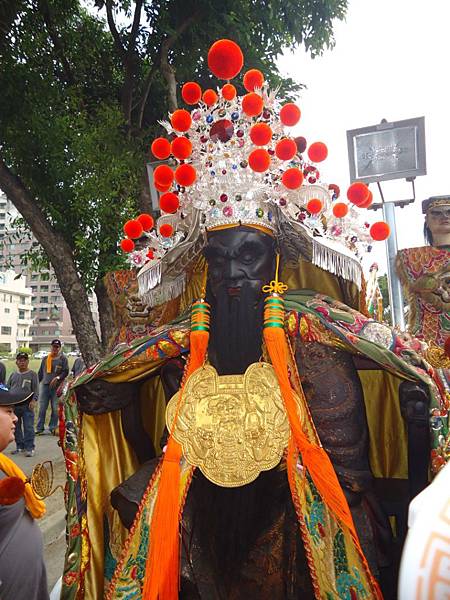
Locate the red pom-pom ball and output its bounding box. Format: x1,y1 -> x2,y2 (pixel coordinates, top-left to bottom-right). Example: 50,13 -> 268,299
203,89 -> 218,107
175,164 -> 196,187
151,137 -> 171,160
370,221 -> 390,241
154,180 -> 171,192
123,219 -> 143,239
280,103 -> 301,127
358,189 -> 373,209
308,142 -> 328,163
153,165 -> 174,187
207,39 -> 244,80
242,92 -> 264,117
332,203 -> 349,218
275,138 -> 297,161
222,84 -> 237,100
120,238 -> 135,253
347,182 -> 370,206
137,213 -> 154,231
329,183 -> 340,198
171,137 -> 192,160
444,336 -> 450,358
159,224 -> 174,238
159,192 -> 180,214
243,69 -> 264,92
248,149 -> 271,172
249,123 -> 272,146
282,168 -> 304,190
307,199 -> 323,214
171,109 -> 192,132
182,82 -> 202,105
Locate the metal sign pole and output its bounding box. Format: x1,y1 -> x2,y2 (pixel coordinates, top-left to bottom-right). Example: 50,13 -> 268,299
381,201 -> 405,329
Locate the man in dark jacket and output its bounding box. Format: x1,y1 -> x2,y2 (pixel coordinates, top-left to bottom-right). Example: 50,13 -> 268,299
36,339 -> 68,435
8,352 -> 39,456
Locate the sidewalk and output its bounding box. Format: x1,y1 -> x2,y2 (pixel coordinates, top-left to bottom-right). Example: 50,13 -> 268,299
8,432 -> 67,591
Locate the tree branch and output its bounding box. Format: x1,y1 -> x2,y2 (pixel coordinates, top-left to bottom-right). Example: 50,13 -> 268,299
37,0 -> 74,85
105,0 -> 126,60
136,60 -> 159,129
161,51 -> 178,113
136,13 -> 198,127
0,157 -> 103,364
130,0 -> 143,46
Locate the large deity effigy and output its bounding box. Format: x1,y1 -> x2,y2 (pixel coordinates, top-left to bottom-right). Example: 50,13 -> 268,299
59,40 -> 449,600
397,196 -> 449,474
397,196 -> 450,361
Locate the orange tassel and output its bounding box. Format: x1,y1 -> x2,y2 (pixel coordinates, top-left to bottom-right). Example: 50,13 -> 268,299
263,321 -> 356,534
143,299 -> 210,600
263,292 -> 382,598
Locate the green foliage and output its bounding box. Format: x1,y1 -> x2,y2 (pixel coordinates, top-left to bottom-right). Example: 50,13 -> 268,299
0,0 -> 347,295
16,346 -> 32,355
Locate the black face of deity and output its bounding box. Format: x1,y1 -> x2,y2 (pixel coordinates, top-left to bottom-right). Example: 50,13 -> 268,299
204,227 -> 276,300
204,226 -> 276,376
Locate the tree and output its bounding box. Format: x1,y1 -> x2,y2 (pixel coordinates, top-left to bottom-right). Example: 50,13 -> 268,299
0,0 -> 348,364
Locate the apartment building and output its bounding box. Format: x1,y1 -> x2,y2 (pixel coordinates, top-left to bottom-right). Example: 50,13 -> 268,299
0,270 -> 33,354
0,191 -> 99,352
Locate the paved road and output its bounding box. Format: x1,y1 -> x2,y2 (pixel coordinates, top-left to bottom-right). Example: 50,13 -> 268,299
7,432 -> 67,592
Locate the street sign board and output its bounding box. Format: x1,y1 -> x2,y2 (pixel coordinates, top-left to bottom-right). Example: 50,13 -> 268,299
347,117 -> 426,184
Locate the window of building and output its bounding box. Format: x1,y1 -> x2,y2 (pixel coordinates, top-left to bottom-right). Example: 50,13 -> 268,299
31,274 -> 38,281
31,286 -> 37,293
40,285 -> 49,292
40,296 -> 48,303
20,295 -> 26,303
1,326 -> 12,335
4,308 -> 10,314
41,272 -> 50,281
18,309 -> 25,319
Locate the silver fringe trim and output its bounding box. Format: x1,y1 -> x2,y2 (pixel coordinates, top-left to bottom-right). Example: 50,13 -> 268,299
138,261 -> 162,296
312,239 -> 362,290
141,273 -> 187,307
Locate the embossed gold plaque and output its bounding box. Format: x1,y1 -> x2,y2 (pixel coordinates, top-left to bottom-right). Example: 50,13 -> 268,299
166,362 -> 294,487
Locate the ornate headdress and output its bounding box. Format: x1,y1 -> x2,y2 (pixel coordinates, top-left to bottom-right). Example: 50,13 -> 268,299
422,195 -> 450,213
120,39 -> 389,305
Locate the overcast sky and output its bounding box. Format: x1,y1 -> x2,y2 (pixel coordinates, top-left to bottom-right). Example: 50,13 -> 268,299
278,0 -> 450,273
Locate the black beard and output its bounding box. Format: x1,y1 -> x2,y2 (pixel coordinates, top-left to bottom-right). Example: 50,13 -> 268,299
188,281 -> 284,585
189,469 -> 289,586
206,280 -> 264,375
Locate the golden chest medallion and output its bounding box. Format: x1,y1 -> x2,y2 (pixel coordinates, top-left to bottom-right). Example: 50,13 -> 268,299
166,362 -> 297,487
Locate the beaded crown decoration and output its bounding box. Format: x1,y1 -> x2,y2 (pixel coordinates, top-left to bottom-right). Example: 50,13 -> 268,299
120,39 -> 389,305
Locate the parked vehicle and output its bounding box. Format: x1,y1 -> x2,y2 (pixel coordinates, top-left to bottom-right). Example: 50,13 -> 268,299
34,350 -> 48,359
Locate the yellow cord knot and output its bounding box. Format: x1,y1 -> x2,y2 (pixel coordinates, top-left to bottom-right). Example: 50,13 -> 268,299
262,280 -> 288,295
262,254 -> 288,296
